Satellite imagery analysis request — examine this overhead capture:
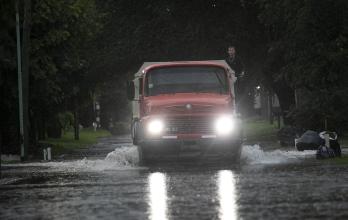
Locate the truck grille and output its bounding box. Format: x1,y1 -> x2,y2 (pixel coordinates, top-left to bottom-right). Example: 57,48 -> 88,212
165,117 -> 214,134
165,104 -> 215,114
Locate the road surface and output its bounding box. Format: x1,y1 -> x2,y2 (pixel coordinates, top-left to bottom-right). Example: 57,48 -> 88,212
1,136 -> 348,219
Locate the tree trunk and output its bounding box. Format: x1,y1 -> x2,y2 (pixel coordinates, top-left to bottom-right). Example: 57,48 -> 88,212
38,115 -> 45,140
30,113 -> 37,147
269,92 -> 273,125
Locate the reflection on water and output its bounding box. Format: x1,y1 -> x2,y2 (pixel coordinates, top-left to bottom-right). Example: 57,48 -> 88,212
217,170 -> 238,220
148,172 -> 168,220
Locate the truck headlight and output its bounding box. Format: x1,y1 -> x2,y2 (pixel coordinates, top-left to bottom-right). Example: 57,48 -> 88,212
215,115 -> 235,136
147,119 -> 164,135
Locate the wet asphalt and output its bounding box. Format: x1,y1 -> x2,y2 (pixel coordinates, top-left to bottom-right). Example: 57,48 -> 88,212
1,136 -> 348,220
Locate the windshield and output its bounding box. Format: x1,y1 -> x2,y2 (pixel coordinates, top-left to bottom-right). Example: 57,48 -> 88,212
145,66 -> 229,96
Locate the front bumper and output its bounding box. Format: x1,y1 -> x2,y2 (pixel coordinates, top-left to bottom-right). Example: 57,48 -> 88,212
140,135 -> 242,158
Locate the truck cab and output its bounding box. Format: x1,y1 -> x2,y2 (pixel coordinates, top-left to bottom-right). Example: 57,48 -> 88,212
127,60 -> 243,164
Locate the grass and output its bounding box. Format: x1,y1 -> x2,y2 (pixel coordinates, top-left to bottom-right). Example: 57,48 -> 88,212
243,119 -> 280,142
332,156 -> 348,164
39,128 -> 111,156
1,160 -> 21,164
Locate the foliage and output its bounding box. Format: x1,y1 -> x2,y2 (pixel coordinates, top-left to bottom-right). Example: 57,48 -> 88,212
58,111 -> 74,133
30,0 -> 103,113
0,0 -> 104,153
0,1 -> 21,153
257,0 -> 348,131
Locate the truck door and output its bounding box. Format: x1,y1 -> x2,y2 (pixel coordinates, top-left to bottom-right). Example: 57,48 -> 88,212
132,77 -> 143,120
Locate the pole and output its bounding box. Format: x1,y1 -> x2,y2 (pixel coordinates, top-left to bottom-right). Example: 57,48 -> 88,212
21,0 -> 31,161
0,132 -> 2,179
16,1 -> 26,160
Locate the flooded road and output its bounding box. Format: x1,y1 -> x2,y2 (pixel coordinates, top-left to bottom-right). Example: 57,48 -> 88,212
1,137 -> 348,219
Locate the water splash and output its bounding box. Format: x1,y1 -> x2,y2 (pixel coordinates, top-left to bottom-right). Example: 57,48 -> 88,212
104,145 -> 139,166
3,144 -> 317,173
58,146 -> 140,171
3,146 -> 140,172
241,145 -> 315,164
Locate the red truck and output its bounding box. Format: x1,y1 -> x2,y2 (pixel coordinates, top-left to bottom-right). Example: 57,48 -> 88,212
127,60 -> 243,164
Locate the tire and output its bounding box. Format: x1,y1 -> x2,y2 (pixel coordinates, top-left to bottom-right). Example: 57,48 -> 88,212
131,120 -> 140,145
137,145 -> 149,166
137,145 -> 144,165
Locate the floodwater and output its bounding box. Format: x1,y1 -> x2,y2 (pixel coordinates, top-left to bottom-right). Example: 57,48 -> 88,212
1,138 -> 348,220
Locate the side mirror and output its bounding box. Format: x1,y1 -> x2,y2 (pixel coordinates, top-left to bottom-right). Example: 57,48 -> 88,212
126,81 -> 135,100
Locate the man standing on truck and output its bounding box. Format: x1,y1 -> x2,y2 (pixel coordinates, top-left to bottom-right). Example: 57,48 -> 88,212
226,46 -> 244,78
225,46 -> 245,112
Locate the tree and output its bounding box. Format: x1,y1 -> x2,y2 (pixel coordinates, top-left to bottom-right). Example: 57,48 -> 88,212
0,0 -> 103,153
257,0 -> 348,131
29,0 -> 103,140
0,1 -> 20,154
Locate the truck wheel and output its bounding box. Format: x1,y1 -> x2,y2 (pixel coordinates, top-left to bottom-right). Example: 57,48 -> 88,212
132,121 -> 140,145
137,145 -> 148,166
